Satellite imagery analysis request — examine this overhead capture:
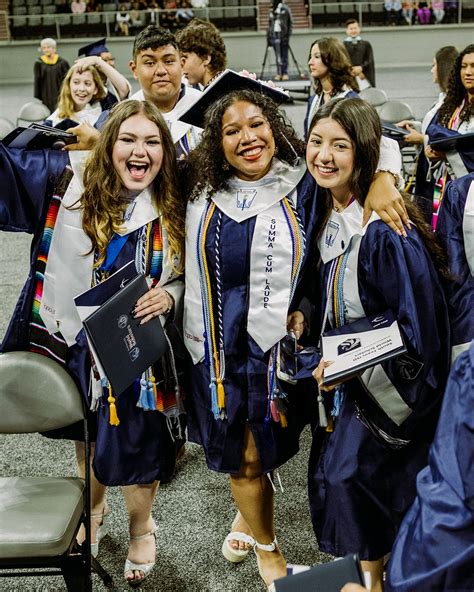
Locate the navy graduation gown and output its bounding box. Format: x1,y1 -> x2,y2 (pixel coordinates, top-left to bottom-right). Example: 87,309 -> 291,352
436,173 -> 474,355
187,171 -> 320,474
426,118 -> 474,173
308,219 -> 450,560
0,147 -> 180,486
385,342 -> 474,592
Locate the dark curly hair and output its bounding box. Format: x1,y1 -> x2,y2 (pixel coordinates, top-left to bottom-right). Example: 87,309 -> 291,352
176,19 -> 227,77
186,89 -> 305,199
309,37 -> 358,96
438,44 -> 474,127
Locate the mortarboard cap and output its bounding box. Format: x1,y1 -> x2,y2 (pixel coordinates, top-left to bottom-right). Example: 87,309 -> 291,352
178,69 -> 292,128
78,38 -> 109,58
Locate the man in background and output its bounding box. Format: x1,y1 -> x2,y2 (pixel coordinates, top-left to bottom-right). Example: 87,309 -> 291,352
267,0 -> 293,81
33,38 -> 69,112
343,19 -> 376,89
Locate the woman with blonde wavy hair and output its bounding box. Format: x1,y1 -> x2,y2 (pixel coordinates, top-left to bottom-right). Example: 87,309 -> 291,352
0,99 -> 185,586
46,63 -> 107,126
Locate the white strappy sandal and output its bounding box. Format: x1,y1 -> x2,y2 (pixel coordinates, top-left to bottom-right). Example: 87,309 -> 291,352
222,531 -> 256,563
254,538 -> 281,592
124,521 -> 157,587
90,508 -> 110,558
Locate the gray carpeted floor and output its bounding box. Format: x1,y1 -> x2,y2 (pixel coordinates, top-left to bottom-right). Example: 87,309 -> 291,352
0,66 -> 436,590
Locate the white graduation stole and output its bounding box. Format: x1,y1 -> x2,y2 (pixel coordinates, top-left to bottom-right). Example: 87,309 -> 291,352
183,159 -> 306,363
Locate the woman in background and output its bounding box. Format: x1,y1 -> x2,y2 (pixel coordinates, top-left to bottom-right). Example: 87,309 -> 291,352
425,44 -> 474,226
46,63 -> 107,127
304,37 -> 358,138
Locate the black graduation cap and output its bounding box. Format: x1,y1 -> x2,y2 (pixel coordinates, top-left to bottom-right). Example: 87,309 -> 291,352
178,69 -> 292,128
78,38 -> 109,58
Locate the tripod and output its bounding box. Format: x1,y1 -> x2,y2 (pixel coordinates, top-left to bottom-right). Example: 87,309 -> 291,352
260,40 -> 305,80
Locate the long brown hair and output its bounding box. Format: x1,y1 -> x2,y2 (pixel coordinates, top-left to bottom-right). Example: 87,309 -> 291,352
56,64 -> 106,120
80,100 -> 184,270
309,37 -> 358,96
308,98 -> 450,279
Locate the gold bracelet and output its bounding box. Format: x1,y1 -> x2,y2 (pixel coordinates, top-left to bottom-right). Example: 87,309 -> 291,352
376,169 -> 400,187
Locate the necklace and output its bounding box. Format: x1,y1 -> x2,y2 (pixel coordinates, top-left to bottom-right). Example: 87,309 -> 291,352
322,88 -> 333,95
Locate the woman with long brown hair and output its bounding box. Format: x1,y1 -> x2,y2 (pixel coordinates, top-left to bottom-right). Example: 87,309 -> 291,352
0,99 -> 185,586
304,36 -> 359,138
306,97 -> 450,591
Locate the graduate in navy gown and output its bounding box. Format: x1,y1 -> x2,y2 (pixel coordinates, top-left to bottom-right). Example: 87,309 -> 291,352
0,100 -> 185,586
305,98 -> 450,591
385,341 -> 474,592
424,44 -> 474,228
181,74 -> 409,590
436,172 -> 474,360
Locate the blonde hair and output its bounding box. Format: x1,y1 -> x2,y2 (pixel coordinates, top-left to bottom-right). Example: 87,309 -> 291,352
80,100 -> 184,271
56,64 -> 106,119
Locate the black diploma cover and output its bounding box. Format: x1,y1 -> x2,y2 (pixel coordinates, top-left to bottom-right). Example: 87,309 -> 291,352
83,274 -> 168,394
274,554 -> 365,591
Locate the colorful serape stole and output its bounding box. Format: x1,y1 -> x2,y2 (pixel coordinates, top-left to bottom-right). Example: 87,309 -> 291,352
29,173 -> 73,364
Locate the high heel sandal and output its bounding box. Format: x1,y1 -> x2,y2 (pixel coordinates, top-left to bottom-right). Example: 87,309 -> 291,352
124,521 -> 157,587
86,508 -> 110,558
254,538 -> 281,592
222,531 -> 255,563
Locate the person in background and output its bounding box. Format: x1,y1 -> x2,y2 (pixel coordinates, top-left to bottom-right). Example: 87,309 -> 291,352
34,38 -> 70,113
431,0 -> 445,22
267,0 -> 293,81
71,0 -> 87,13
425,44 -> 474,227
306,97 -> 450,592
396,46 -> 459,221
45,63 -> 107,127
305,37 -> 359,138
128,26 -> 202,157
116,5 -> 131,36
176,19 -> 227,87
343,19 -> 376,89
416,0 -> 431,23
76,38 -> 131,102
384,0 -> 402,24
175,0 -> 195,25
401,0 -> 414,24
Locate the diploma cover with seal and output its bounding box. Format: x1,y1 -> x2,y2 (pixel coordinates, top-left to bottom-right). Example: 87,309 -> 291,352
77,269 -> 168,394
321,311 -> 407,386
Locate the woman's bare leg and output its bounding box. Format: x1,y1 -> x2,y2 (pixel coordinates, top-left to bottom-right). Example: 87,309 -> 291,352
122,481 -> 159,584
75,441 -> 107,544
360,557 -> 384,592
230,427 -> 286,587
